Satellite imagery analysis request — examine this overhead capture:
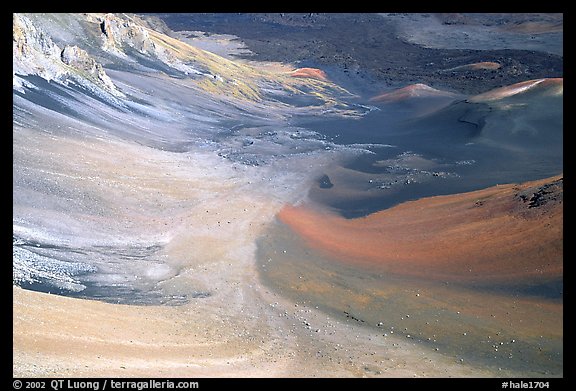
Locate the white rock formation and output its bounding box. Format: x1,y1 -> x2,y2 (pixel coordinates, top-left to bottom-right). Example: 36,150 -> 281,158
13,13 -> 124,97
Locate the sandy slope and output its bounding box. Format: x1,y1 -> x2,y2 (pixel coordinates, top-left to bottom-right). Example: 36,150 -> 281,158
278,175 -> 563,284
13,176 -> 562,378
469,78 -> 563,103
256,174 -> 563,377
12,280 -> 499,378
11,129 -> 509,377
11,131 -> 491,377
370,84 -> 458,103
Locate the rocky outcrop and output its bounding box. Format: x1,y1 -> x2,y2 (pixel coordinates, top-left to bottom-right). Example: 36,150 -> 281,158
95,13 -> 204,76
13,14 -> 65,81
516,177 -> 563,209
13,13 -> 358,107
60,45 -> 118,93
13,14 -> 56,58
98,13 -> 155,55
13,14 -> 123,97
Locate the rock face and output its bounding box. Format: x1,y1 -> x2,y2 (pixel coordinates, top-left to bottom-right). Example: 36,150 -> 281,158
99,13 -> 155,55
13,14 -> 56,58
95,13 -> 208,77
13,14 -> 65,81
13,14 -> 122,97
60,45 -> 118,93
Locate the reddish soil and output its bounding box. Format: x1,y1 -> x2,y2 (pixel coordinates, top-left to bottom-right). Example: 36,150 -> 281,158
290,67 -> 329,81
370,83 -> 457,103
279,175 -> 563,283
469,77 -> 563,102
